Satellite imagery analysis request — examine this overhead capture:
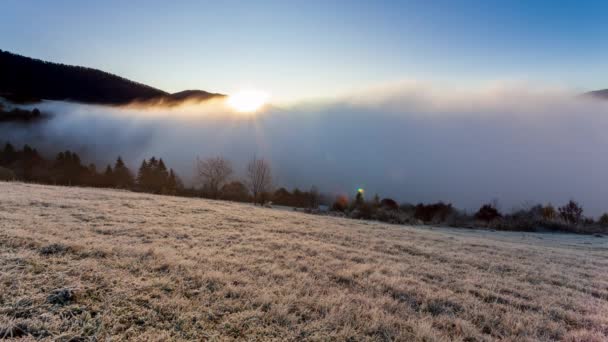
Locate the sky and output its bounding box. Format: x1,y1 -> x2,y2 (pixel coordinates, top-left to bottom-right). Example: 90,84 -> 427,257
2,0 -> 608,103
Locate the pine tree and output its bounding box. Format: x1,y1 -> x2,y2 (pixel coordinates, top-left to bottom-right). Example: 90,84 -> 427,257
166,169 -> 178,194
157,159 -> 169,193
147,157 -> 160,192
171,169 -> 183,191
113,156 -> 134,189
103,164 -> 114,187
136,159 -> 150,190
372,194 -> 380,207
71,152 -> 81,166
148,157 -> 158,169
1,143 -> 16,166
56,152 -> 65,163
355,190 -> 364,206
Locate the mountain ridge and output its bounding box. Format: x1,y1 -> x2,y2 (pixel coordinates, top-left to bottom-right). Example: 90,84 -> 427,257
0,49 -> 223,106
586,89 -> 608,99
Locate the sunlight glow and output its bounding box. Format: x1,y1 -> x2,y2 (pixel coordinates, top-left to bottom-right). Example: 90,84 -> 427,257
227,90 -> 269,113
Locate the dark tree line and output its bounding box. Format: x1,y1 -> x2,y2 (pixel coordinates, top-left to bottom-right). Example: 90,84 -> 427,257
330,190 -> 607,234
136,157 -> 181,194
2,141 -> 606,235
0,50 -> 221,106
0,49 -> 164,105
0,142 -> 182,194
272,186 -> 320,208
0,105 -> 43,122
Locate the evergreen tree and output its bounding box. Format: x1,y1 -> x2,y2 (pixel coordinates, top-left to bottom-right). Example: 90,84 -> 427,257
1,143 -> 16,166
165,168 -> 182,194
113,156 -> 134,189
103,164 -> 114,187
136,159 -> 150,190
147,157 -> 160,192
157,158 -> 169,193
372,194 -> 380,207
148,157 -> 158,169
20,144 -> 42,181
355,189 -> 365,207
52,150 -> 85,185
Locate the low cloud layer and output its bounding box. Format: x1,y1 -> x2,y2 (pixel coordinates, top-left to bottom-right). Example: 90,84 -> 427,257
3,82 -> 608,215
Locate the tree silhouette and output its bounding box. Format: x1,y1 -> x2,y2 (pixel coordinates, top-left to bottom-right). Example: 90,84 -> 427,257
102,164 -> 114,187
0,49 -> 167,105
220,181 -> 250,202
558,200 -> 583,225
112,156 -> 134,189
136,159 -> 150,190
196,156 -> 233,199
0,143 -> 16,166
475,203 -> 502,223
246,156 -> 272,205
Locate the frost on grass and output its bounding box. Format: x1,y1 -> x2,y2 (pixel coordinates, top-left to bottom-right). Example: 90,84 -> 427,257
39,243 -> 71,256
0,182 -> 607,341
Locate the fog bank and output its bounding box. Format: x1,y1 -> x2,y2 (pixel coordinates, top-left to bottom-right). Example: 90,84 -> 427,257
3,83 -> 608,215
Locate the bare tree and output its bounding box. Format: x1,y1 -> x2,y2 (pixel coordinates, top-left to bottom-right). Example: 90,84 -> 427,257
196,156 -> 233,199
246,156 -> 272,205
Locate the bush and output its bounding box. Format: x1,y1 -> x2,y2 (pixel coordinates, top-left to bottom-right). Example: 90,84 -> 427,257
349,203 -> 374,220
399,203 -> 416,215
331,195 -> 349,212
446,210 -> 474,228
558,200 -> 583,225
380,198 -> 399,211
542,204 -> 557,220
475,203 -> 502,223
0,166 -> 15,181
599,213 -> 608,228
414,202 -> 454,223
219,181 -> 250,202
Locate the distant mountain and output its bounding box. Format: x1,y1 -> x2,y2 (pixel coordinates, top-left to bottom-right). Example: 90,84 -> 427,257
0,49 -> 223,106
131,89 -> 222,107
586,89 -> 608,100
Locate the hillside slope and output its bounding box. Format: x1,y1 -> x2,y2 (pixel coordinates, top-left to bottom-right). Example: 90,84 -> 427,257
0,183 -> 606,341
0,50 -> 222,105
587,89 -> 608,100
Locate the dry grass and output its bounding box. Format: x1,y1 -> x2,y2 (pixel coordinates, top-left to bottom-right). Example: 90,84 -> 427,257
1,182 -> 607,341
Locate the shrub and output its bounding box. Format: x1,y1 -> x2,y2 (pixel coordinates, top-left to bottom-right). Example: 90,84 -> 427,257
0,166 -> 15,181
446,210 -> 475,228
219,181 -> 250,202
475,204 -> 502,223
542,204 -> 557,220
331,195 -> 349,212
350,203 -> 374,220
414,202 -> 454,223
380,198 -> 399,211
599,213 -> 608,228
582,217 -> 595,225
399,203 -> 416,215
558,200 -> 583,225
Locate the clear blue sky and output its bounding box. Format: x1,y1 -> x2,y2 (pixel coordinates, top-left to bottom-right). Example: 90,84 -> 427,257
2,0 -> 607,102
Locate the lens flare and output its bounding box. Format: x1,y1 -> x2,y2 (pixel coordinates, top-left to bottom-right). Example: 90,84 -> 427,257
227,90 -> 269,113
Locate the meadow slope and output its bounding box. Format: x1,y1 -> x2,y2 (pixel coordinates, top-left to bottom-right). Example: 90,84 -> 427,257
1,183 -> 607,341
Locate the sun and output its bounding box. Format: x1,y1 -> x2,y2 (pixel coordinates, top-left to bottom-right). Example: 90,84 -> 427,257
227,90 -> 269,113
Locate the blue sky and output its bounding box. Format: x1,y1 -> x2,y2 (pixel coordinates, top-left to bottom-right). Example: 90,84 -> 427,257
2,0 -> 607,102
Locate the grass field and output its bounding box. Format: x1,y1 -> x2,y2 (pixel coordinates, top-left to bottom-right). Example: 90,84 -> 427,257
1,183 -> 607,341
